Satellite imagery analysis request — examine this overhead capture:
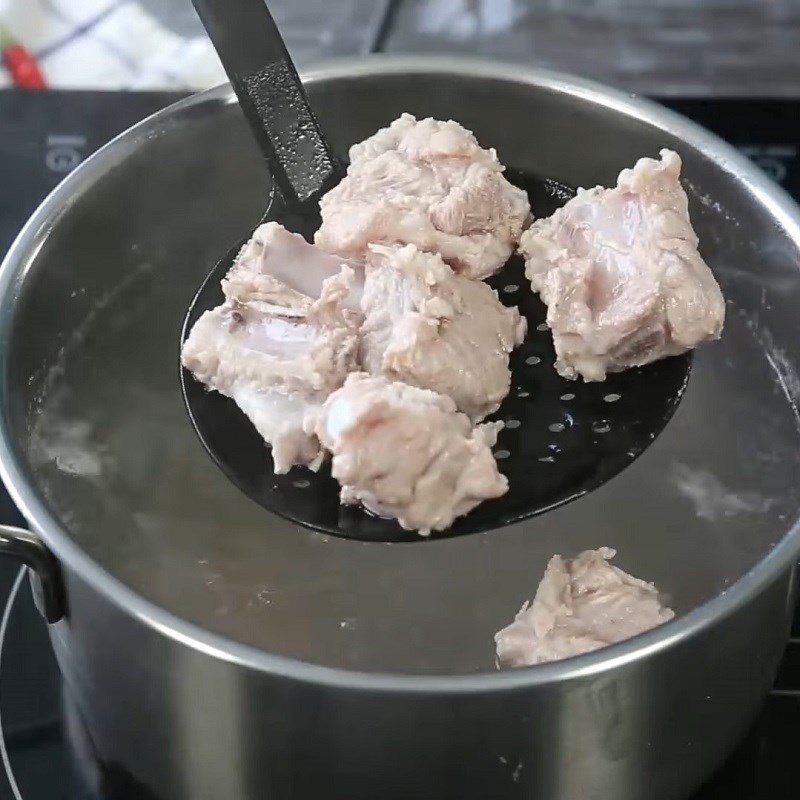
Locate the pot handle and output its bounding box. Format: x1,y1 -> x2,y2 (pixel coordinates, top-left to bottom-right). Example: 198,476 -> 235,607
0,525 -> 65,623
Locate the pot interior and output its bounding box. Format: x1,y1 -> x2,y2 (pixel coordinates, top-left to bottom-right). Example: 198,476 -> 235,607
5,65 -> 800,674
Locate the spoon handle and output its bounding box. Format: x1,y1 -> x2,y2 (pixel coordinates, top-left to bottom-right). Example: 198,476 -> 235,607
191,0 -> 343,209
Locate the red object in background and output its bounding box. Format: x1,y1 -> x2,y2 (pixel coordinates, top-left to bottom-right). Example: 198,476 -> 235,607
0,25 -> 46,90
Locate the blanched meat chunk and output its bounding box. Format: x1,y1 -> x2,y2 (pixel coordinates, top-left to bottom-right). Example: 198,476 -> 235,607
495,547 -> 674,667
230,387 -> 324,474
360,243 -> 526,420
223,221 -> 363,312
310,373 -> 508,535
315,113 -> 531,280
519,150 -> 725,381
181,223 -> 360,473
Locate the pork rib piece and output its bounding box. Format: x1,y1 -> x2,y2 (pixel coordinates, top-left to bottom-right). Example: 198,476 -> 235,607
181,222 -> 361,473
315,113 -> 531,280
360,243 -> 526,420
223,221 -> 363,311
519,149 -> 725,381
495,547 -> 674,667
310,373 -> 508,535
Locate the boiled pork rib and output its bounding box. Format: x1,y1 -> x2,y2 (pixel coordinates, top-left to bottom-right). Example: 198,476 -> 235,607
495,547 -> 674,667
519,149 -> 725,381
181,222 -> 361,473
360,243 -> 526,421
310,373 -> 508,535
315,113 -> 531,280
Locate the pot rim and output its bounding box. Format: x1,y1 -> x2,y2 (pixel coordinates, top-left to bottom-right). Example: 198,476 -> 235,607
1,54 -> 799,693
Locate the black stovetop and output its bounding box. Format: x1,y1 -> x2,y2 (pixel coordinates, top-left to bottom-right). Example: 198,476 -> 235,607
0,88 -> 799,799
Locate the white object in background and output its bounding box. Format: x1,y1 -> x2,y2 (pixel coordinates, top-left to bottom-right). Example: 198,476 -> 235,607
0,0 -> 225,90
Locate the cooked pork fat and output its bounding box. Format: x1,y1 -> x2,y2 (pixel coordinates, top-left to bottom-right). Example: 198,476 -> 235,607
315,113 -> 531,280
360,243 -> 526,420
181,223 -> 361,473
519,150 -> 725,381
495,547 -> 674,667
310,373 -> 508,534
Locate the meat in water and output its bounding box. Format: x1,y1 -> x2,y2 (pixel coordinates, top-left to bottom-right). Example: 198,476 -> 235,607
495,547 -> 674,667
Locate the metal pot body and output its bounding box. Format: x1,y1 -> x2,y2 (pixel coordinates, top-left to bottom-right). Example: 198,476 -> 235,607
1,58 -> 800,800
50,560 -> 793,800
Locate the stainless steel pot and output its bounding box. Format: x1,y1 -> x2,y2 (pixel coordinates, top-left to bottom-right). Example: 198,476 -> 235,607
1,57 -> 799,800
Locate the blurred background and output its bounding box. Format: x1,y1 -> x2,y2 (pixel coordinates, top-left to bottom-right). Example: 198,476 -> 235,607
1,0 -> 800,95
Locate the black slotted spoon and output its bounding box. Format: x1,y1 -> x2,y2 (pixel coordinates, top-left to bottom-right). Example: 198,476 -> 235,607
181,2 -> 693,543
182,0 -> 345,341
192,0 -> 343,224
